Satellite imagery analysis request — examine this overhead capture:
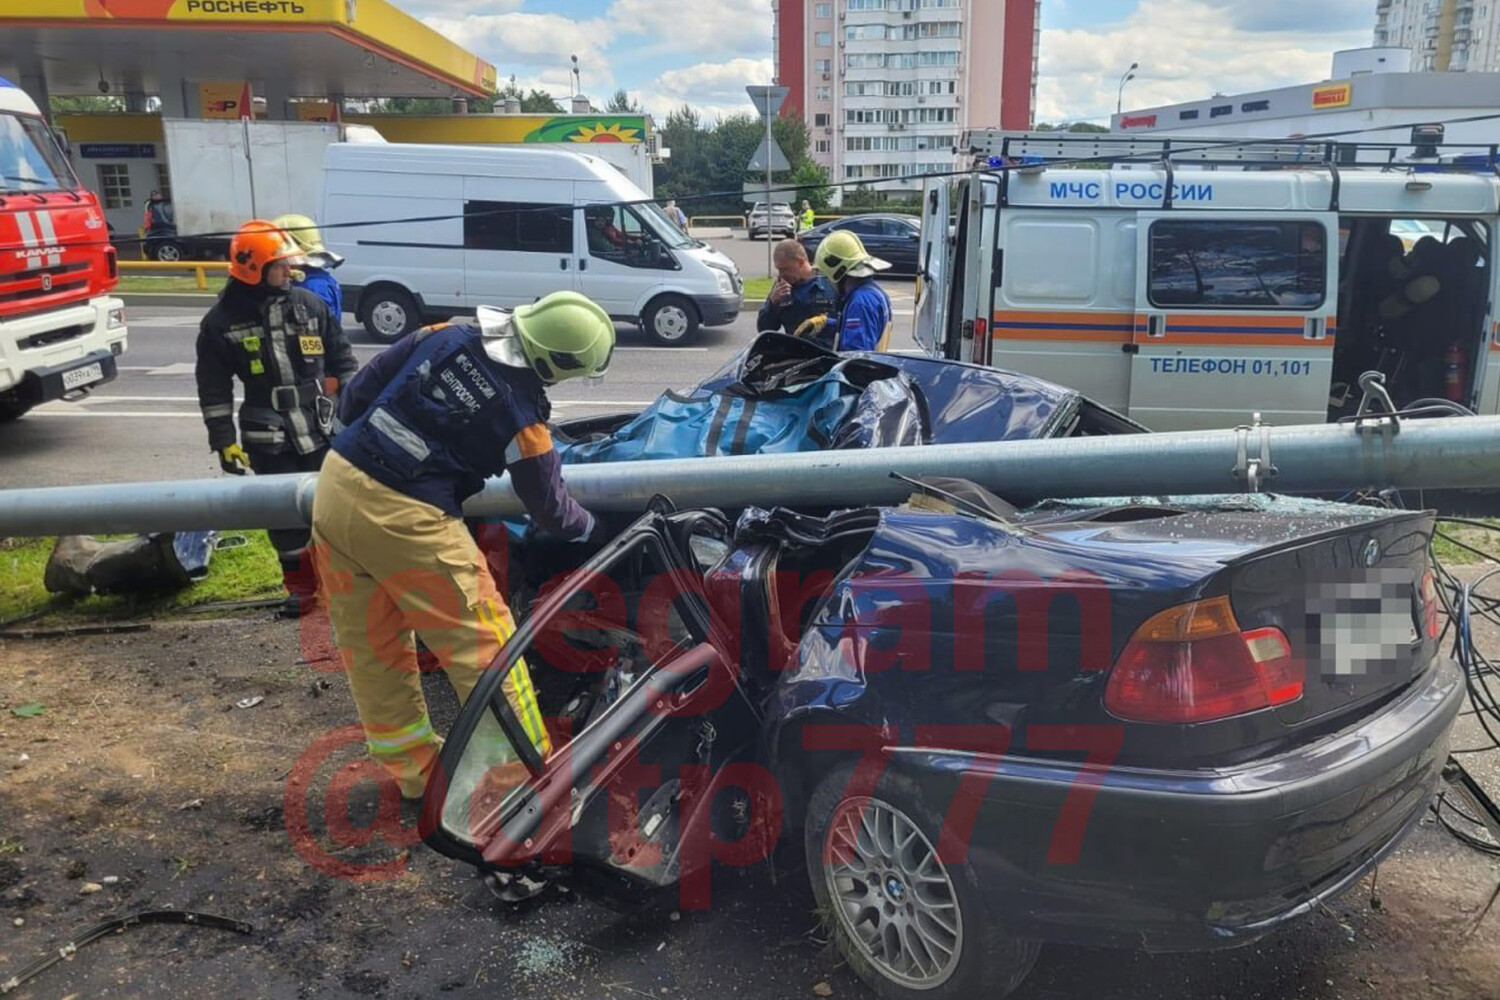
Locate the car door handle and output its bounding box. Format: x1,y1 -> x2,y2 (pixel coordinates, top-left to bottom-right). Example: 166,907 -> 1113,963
560,257 -> 569,271
578,259 -> 588,272
1122,343 -> 1139,354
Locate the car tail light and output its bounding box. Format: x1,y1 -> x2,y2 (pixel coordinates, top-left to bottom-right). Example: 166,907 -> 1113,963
970,317 -> 987,363
1420,569 -> 1440,639
1104,596 -> 1302,724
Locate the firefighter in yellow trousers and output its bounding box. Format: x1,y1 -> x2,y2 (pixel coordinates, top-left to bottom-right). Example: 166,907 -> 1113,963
311,293 -> 613,799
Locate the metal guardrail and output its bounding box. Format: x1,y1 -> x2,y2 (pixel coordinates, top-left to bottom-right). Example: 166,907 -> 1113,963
118,260 -> 226,291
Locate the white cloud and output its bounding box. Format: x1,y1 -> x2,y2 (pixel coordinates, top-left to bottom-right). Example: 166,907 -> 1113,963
632,57 -> 774,123
607,0 -> 772,59
422,10 -> 617,99
1036,0 -> 1370,123
399,0 -> 524,14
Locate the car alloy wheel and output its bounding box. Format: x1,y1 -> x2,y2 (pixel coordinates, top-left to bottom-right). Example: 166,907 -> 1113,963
822,795 -> 963,990
370,300 -> 409,339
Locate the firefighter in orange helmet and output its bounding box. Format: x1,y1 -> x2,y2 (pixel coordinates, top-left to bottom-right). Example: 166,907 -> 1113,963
195,220 -> 357,617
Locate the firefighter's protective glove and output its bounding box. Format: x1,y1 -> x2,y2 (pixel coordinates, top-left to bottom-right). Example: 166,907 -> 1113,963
219,443 -> 250,476
793,314 -> 829,340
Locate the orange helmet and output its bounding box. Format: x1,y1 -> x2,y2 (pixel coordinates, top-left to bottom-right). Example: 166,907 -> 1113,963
228,220 -> 307,285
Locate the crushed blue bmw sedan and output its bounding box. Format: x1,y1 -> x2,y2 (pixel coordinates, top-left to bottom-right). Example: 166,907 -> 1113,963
422,335 -> 1462,1000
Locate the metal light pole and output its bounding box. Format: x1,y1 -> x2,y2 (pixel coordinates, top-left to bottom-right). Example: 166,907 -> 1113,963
1116,62 -> 1138,116
764,95 -> 774,280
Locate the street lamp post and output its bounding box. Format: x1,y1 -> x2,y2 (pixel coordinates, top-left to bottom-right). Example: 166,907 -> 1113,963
1116,62 -> 1139,116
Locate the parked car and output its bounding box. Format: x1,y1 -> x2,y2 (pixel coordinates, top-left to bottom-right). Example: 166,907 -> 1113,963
746,201 -> 797,240
421,336 -> 1460,1000
799,212 -> 923,275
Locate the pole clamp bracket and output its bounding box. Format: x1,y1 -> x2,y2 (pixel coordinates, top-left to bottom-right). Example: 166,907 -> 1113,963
1232,412 -> 1277,493
1353,370 -> 1401,437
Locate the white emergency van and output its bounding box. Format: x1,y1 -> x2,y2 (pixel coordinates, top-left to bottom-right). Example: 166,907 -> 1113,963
915,130 -> 1500,430
322,143 -> 743,346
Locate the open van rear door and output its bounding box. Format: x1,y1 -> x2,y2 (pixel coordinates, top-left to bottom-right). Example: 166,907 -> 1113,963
914,180 -> 951,356
1128,211 -> 1339,431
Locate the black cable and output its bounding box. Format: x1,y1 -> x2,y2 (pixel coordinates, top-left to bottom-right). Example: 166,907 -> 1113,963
0,909 -> 253,995
23,106 -> 1500,255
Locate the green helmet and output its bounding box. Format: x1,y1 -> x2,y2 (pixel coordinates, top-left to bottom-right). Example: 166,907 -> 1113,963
271,212 -> 344,268
814,229 -> 891,283
511,291 -> 615,384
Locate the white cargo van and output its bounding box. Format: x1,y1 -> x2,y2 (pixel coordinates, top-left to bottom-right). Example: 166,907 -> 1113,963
321,143 -> 743,345
917,130 -> 1500,430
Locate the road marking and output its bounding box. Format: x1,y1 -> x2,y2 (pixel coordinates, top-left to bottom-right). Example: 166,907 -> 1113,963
31,399 -> 657,418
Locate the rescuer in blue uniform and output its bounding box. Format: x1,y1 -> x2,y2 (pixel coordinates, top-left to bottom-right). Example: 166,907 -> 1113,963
273,213 -> 344,320
796,229 -> 893,352
310,291 -> 613,799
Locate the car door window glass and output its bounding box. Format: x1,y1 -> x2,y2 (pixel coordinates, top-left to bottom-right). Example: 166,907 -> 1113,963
464,200 -> 573,254
439,530 -> 702,848
585,204 -> 674,269
846,218 -> 882,237
1147,220 -> 1326,309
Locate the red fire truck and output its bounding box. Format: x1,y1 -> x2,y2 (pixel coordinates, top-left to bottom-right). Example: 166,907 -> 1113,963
0,77 -> 126,422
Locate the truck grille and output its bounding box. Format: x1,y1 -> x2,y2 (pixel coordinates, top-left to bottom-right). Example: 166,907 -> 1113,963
19,323 -> 91,350
0,261 -> 92,309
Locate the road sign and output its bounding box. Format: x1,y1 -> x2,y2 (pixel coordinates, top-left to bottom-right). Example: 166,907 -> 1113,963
747,135 -> 791,174
745,85 -> 789,119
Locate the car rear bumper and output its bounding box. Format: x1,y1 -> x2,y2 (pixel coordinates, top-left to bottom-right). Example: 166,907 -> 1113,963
891,657 -> 1463,952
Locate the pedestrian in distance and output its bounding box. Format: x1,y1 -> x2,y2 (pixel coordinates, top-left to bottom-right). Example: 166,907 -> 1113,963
758,239 -> 837,340
664,199 -> 689,231
195,219 -> 357,617
799,200 -> 815,233
311,291 -> 614,800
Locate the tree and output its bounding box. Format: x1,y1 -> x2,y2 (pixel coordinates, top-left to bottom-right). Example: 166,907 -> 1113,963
790,160 -> 833,211
50,96 -> 123,114
604,89 -> 641,113
493,82 -> 565,114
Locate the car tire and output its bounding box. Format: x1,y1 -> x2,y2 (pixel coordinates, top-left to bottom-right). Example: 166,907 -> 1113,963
152,240 -> 182,263
0,392 -> 32,423
360,285 -> 421,343
641,294 -> 700,347
804,763 -> 1040,1000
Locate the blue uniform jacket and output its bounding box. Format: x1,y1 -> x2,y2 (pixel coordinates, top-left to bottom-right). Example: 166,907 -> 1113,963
834,278 -> 892,352
296,267 -> 343,320
332,322 -> 592,538
757,274 -> 837,337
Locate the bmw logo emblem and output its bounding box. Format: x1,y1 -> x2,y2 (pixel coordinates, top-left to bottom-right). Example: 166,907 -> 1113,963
1362,539 -> 1381,567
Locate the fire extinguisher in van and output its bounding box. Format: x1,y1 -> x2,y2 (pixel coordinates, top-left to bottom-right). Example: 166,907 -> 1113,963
1444,343 -> 1469,403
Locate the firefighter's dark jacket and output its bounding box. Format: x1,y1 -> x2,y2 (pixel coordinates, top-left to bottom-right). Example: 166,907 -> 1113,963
332,321 -> 592,538
196,279 -> 357,456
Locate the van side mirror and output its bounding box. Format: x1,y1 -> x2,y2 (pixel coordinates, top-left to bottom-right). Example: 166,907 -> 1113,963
51,126 -> 71,157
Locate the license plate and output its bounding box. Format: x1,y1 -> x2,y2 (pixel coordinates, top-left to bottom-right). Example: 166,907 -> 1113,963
61,362 -> 104,391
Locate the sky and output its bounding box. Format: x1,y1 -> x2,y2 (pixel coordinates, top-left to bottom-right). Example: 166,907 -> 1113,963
404,0 -> 1377,124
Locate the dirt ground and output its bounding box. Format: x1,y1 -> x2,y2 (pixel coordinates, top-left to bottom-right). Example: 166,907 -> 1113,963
2,602 -> 1499,1000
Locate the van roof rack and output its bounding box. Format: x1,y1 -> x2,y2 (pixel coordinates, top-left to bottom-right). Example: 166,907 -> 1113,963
962,129 -> 1500,174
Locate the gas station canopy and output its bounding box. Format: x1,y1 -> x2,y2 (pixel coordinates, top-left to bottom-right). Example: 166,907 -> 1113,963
0,0 -> 497,103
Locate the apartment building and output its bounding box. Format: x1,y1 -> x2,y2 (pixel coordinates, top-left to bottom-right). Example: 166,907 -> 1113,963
1375,0 -> 1500,72
774,0 -> 1040,195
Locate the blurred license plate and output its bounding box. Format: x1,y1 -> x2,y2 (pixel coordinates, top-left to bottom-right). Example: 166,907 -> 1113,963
61,362 -> 103,390
1317,599 -> 1415,678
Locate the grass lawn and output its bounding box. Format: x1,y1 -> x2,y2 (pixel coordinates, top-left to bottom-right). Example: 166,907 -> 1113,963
742,277 -> 772,303
1432,518 -> 1500,567
117,274 -> 217,295
0,532 -> 283,627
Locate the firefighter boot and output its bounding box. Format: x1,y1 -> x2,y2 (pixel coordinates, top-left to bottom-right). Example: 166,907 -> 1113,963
277,550 -> 321,619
